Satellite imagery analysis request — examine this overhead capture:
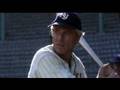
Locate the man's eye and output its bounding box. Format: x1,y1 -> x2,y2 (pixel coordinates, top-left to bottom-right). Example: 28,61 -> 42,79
53,30 -> 60,34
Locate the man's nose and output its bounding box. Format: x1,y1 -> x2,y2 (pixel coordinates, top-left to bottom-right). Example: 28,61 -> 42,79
57,33 -> 64,41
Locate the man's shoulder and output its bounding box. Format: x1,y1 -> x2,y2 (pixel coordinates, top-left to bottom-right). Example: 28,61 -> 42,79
32,44 -> 54,61
31,44 -> 58,65
35,44 -> 53,55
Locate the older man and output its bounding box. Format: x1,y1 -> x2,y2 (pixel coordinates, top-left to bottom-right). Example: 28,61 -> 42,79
28,13 -> 87,78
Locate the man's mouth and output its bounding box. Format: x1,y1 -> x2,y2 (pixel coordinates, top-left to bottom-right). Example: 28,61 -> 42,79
55,43 -> 64,48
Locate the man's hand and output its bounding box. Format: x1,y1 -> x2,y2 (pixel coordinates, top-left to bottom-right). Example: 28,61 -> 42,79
97,63 -> 120,78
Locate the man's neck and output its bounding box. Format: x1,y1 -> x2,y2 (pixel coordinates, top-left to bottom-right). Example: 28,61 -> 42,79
53,49 -> 72,64
59,53 -> 72,63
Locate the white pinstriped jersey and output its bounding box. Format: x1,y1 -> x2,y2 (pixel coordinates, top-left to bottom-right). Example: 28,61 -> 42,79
28,44 -> 87,78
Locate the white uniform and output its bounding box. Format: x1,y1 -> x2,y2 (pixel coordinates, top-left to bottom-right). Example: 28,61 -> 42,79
28,44 -> 87,78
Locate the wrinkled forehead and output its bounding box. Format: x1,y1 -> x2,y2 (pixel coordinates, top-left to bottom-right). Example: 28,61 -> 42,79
50,25 -> 85,36
51,25 -> 76,31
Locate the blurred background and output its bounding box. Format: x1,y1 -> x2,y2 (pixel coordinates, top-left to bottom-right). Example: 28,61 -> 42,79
0,13 -> 120,78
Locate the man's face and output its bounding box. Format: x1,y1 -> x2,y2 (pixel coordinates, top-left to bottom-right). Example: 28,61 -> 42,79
51,25 -> 81,55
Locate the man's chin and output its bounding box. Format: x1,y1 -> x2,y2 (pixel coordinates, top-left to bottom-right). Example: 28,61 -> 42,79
54,48 -> 66,55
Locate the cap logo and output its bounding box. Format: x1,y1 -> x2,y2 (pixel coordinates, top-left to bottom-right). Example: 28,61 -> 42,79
57,13 -> 69,20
